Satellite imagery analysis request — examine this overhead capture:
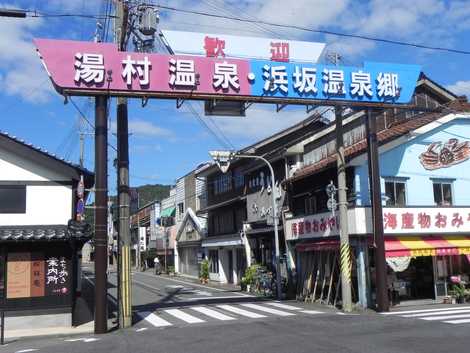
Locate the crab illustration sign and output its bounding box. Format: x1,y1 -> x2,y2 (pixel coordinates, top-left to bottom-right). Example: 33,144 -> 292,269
34,39 -> 421,106
419,138 -> 470,170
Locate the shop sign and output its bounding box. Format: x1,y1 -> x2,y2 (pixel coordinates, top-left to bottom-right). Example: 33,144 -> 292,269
6,252 -> 69,299
35,39 -> 421,105
246,176 -> 284,224
286,212 -> 340,241
286,207 -> 470,241
161,30 -> 325,63
382,207 -> 470,234
419,138 -> 470,170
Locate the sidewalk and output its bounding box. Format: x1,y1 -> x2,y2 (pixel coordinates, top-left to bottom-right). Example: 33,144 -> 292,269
3,271 -> 114,340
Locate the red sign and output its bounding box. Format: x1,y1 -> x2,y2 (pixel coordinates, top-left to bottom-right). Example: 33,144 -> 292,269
270,42 -> 289,62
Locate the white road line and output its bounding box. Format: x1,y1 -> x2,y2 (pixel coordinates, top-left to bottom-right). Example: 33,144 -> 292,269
138,311 -> 172,327
136,272 -> 253,297
265,302 -> 302,311
216,304 -> 267,318
301,310 -> 324,314
380,306 -> 470,315
241,303 -> 295,317
15,350 -> 38,353
402,309 -> 470,318
190,306 -> 236,321
444,318 -> 470,324
164,309 -> 206,323
185,295 -> 252,301
422,313 -> 470,321
136,327 -> 148,332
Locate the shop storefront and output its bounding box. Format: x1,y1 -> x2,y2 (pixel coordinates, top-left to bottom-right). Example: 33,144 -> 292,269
384,235 -> 470,304
0,224 -> 92,328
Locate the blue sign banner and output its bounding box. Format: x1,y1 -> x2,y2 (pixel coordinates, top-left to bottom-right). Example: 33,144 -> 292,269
249,61 -> 421,104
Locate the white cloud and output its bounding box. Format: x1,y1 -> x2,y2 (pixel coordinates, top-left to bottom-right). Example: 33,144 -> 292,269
446,81 -> 470,97
200,105 -> 315,145
0,12 -> 53,103
111,119 -> 174,138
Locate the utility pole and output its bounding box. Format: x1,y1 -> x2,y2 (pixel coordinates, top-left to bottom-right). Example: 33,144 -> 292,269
114,0 -> 132,328
335,107 -> 353,312
328,52 -> 353,312
94,95 -> 109,334
365,110 -> 389,312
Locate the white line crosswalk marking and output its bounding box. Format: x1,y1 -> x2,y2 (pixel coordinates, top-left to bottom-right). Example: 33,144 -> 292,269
164,309 -> 206,323
381,306 -> 470,326
138,311 -> 173,327
380,306 -> 470,315
216,304 -> 267,318
300,310 -> 324,314
190,306 -> 236,321
265,302 -> 303,311
403,309 -> 470,318
422,313 -> 470,321
444,318 -> 470,324
240,303 -> 295,317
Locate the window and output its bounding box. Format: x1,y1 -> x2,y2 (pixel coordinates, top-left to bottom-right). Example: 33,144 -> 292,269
433,181 -> 453,206
177,202 -> 184,220
234,168 -> 244,189
0,185 -> 26,213
385,180 -> 406,206
209,250 -> 219,273
213,172 -> 233,195
304,196 -> 317,215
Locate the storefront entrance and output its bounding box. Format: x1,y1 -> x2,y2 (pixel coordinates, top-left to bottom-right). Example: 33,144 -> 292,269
392,257 -> 434,301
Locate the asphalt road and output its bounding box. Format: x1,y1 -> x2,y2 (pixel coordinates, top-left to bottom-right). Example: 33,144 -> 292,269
3,268 -> 469,353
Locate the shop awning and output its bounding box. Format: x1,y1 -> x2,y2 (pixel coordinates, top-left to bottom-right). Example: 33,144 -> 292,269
160,207 -> 176,218
385,236 -> 470,258
296,240 -> 339,252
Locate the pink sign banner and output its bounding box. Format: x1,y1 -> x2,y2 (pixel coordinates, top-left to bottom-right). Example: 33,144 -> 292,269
35,39 -> 250,98
34,39 -> 420,104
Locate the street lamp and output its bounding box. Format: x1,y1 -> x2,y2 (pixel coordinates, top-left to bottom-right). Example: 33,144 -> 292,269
209,150 -> 282,301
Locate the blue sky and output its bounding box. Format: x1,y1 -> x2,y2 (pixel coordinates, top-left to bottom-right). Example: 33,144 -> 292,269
1,0 -> 470,194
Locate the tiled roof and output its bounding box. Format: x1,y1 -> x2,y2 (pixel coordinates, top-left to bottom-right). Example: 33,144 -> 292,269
287,108 -> 465,183
0,224 -> 92,242
0,130 -> 93,177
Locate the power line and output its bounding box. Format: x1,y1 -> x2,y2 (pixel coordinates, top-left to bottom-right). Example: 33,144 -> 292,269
156,4 -> 470,56
69,97 -> 118,152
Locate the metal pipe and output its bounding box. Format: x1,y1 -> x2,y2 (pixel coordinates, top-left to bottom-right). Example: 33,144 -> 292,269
94,95 -> 109,333
237,154 -> 282,301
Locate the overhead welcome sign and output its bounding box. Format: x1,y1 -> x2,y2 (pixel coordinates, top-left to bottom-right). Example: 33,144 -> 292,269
35,39 -> 421,106
161,30 -> 326,63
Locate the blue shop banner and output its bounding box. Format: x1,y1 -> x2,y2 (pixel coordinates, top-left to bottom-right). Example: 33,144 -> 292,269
249,60 -> 421,104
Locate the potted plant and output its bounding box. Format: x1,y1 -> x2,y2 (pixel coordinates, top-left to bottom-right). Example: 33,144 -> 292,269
241,264 -> 260,293
199,259 -> 209,284
450,283 -> 467,304
167,265 -> 175,276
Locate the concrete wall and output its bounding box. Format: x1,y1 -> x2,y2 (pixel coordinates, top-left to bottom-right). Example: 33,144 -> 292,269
0,148 -> 73,225
355,117 -> 470,206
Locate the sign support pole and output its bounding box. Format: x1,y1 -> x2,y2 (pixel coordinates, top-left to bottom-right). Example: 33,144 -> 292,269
114,0 -> 132,329
335,107 -> 353,312
94,95 -> 109,334
366,109 -> 389,312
